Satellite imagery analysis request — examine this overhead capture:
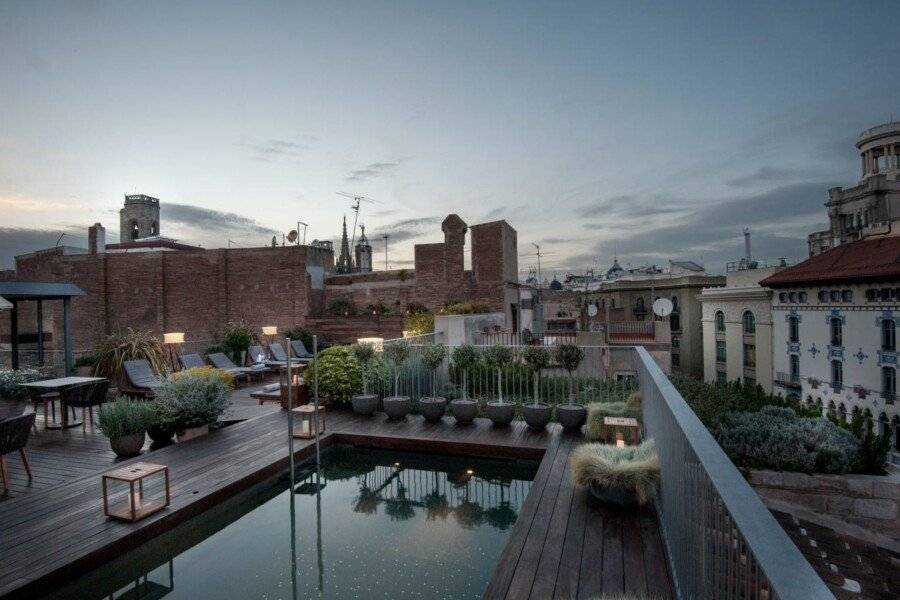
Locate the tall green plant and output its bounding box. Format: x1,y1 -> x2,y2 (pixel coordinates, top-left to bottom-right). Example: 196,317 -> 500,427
351,342 -> 376,395
522,345 -> 550,406
222,321 -> 258,362
554,344 -> 584,405
95,329 -> 167,385
98,397 -> 156,439
483,344 -> 513,401
451,344 -> 481,401
383,340 -> 411,397
421,343 -> 448,398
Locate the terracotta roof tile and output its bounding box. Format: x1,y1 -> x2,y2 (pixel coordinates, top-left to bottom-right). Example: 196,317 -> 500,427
761,236 -> 900,287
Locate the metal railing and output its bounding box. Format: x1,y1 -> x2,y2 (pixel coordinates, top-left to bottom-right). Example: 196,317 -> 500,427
774,371 -> 801,387
608,321 -> 655,341
635,346 -> 833,599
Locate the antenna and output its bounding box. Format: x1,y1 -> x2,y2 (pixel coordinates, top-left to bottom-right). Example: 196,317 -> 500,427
336,192 -> 380,251
54,232 -> 66,248
532,243 -> 543,299
381,234 -> 390,270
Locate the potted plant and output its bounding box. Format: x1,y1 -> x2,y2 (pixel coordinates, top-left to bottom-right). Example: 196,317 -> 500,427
155,370 -> 231,441
147,400 -> 175,444
484,344 -> 515,426
94,328 -> 167,390
585,401 -> 642,442
382,340 -> 412,420
97,398 -> 155,457
222,321 -> 257,366
73,352 -> 98,377
521,345 -> 552,429
570,439 -> 660,506
418,343 -> 448,422
554,344 -> 587,429
351,342 -> 379,415
449,344 -> 480,425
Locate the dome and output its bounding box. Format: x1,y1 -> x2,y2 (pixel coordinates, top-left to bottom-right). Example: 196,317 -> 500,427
549,277 -> 563,291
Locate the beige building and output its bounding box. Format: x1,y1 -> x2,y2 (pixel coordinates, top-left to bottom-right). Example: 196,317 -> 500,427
700,265 -> 786,392
583,262 -> 724,377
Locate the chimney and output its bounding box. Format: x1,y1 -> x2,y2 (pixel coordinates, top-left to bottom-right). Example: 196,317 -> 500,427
743,227 -> 751,261
88,223 -> 106,254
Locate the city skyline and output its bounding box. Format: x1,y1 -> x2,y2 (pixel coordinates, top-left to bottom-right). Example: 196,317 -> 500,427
2,1 -> 900,273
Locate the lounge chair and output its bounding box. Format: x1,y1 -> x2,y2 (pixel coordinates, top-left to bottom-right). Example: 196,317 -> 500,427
290,339 -> 313,361
122,360 -> 163,397
250,382 -> 282,405
0,412 -> 36,494
207,353 -> 267,383
269,342 -> 305,367
248,345 -> 269,365
179,353 -> 206,370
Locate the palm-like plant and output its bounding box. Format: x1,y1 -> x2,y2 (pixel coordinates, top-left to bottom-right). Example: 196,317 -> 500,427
522,345 -> 551,407
555,344 -> 585,405
483,344 -> 513,402
383,340 -> 411,397
95,328 -> 167,386
421,343 -> 447,399
351,342 -> 376,395
451,344 -> 480,400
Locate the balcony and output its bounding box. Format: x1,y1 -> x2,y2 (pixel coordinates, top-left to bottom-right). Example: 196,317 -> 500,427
775,371 -> 802,388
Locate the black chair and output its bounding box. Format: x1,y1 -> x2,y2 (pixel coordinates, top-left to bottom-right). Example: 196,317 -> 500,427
63,380 -> 110,432
0,412 -> 36,494
26,387 -> 63,431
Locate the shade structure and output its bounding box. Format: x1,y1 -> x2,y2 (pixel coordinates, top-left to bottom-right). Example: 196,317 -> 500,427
0,296 -> 12,310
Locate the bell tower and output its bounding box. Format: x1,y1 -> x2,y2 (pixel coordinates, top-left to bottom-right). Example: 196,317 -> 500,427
354,224 -> 373,273
119,194 -> 161,242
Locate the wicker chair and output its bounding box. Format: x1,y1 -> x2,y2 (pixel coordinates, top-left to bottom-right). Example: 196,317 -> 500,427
62,380 -> 111,432
1,412 -> 36,494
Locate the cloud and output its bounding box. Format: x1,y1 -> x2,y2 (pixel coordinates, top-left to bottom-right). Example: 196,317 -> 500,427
238,136 -> 311,161
162,203 -> 278,239
575,194 -> 690,221
369,216 -> 440,244
481,206 -> 507,221
0,227 -> 89,269
726,166 -> 827,188
345,162 -> 398,182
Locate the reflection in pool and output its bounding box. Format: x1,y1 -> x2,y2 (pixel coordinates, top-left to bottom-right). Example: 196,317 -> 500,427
44,446 -> 538,600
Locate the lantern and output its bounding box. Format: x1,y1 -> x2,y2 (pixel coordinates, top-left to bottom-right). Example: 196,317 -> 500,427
292,404 -> 325,439
102,462 -> 170,522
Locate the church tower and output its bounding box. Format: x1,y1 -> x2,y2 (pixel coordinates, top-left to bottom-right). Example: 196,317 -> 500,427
119,194 -> 161,242
336,215 -> 353,274
354,224 -> 373,273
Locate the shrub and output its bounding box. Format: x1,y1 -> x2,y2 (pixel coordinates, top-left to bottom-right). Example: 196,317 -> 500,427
172,366 -> 235,390
283,327 -> 315,352
73,352 -> 98,370
451,344 -> 481,401
439,301 -> 493,315
404,311 -> 434,335
585,402 -> 642,441
97,398 -> 155,438
327,297 -> 357,316
555,344 -> 584,405
222,321 -> 258,360
0,368 -> 45,400
366,300 -> 392,315
384,340 -> 411,397
308,345 -> 361,403
711,407 -> 860,474
351,343 -> 376,395
522,345 -> 551,372
155,370 -> 230,429
95,328 -> 167,385
570,440 -> 660,505
421,343 -> 448,398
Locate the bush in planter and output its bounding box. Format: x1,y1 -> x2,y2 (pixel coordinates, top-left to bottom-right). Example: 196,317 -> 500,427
172,366 -> 235,390
154,370 -> 230,431
95,328 -> 167,385
383,340 -> 411,397
555,344 -> 585,404
222,321 -> 258,365
483,345 -> 513,401
98,398 -> 155,456
570,440 -> 660,505
0,368 -> 45,400
585,402 -> 642,442
73,352 -> 99,374
283,327 -> 315,353
451,344 -> 481,401
419,343 -> 449,422
351,343 -> 377,396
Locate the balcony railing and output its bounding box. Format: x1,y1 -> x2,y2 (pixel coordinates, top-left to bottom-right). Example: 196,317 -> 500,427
635,347 -> 832,599
774,371 -> 801,388
607,320 -> 655,342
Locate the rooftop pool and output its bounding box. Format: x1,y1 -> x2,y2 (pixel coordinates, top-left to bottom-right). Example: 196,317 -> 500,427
43,446 -> 539,600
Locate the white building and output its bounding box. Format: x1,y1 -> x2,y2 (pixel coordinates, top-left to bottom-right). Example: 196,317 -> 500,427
700,264 -> 786,392
762,236 -> 900,450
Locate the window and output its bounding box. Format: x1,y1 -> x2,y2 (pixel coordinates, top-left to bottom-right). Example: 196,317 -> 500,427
788,315 -> 799,343
841,290 -> 853,302
742,311 -> 755,334
818,290 -> 828,303
130,221 -> 139,240
634,297 -> 645,319
798,291 -> 807,303
744,376 -> 756,388
670,296 -> 680,331
743,343 -> 756,368
788,291 -> 797,303
716,340 -> 726,363
779,292 -> 788,303
672,353 -> 680,367
830,290 -> 840,302
831,360 -> 843,390
789,354 -> 800,380
883,319 -> 896,352
715,311 -> 725,332
882,288 -> 896,301
672,334 -> 680,349
882,367 -> 896,400
716,370 -> 727,384
830,316 -> 843,347
866,288 -> 878,302
150,221 -> 158,236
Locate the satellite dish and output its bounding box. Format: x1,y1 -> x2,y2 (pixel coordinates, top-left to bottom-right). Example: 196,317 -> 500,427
287,230 -> 298,243
652,298 -> 673,318
587,304 -> 598,317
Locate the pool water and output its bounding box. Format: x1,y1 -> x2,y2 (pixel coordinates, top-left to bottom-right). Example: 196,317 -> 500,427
45,446 -> 538,600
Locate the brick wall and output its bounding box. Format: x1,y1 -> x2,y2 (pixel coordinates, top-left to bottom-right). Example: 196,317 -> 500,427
306,315 -> 404,343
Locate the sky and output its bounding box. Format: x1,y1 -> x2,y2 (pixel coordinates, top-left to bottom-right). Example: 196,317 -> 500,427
2,1 -> 899,276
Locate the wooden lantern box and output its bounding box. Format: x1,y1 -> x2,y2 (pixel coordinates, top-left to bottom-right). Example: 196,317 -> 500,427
600,416 -> 641,447
292,404 -> 325,439
102,462 -> 170,522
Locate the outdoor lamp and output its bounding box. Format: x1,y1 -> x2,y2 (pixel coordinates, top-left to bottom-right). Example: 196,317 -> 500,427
102,462 -> 170,522
262,326 -> 278,336
163,332 -> 185,372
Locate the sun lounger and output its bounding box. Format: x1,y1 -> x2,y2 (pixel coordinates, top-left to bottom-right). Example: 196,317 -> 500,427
122,360 -> 163,397
179,353 -> 206,370
289,339 -> 313,361
268,342 -> 305,366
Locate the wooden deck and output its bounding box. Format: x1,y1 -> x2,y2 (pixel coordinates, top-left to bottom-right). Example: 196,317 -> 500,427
0,405 -> 671,600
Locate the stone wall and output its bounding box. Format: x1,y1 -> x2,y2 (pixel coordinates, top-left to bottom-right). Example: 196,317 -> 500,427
748,470 -> 900,542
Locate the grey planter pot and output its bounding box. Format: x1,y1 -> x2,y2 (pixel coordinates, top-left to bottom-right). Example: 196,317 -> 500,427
352,394 -> 379,416
485,401 -> 515,427
556,404 -> 587,429
522,403 -> 552,430
109,433 -> 145,458
418,397 -> 447,422
383,396 -> 411,420
590,481 -> 639,506
449,399 -> 478,425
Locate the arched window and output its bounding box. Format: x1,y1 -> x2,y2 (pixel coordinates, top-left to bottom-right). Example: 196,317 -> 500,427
670,296 -> 680,331
788,315 -> 799,343
130,220 -> 139,240
829,316 -> 843,347
150,221 -> 158,236
634,297 -> 646,320
882,319 -> 896,352
882,366 -> 896,400
831,360 -> 843,390
715,311 -> 725,332
742,311 -> 756,334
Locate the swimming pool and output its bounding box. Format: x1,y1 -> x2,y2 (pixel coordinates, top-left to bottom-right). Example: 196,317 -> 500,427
43,446 -> 538,600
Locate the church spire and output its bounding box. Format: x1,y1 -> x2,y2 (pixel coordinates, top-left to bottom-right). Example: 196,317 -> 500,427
336,214 -> 353,274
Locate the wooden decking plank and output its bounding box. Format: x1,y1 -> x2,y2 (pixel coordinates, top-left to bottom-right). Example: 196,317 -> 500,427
640,511 -> 674,599
577,498 -> 606,600
600,505 -> 625,596
551,483 -> 589,600
622,510 -> 649,597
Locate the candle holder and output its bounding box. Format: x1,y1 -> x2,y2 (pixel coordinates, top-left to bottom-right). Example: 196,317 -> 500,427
600,416 -> 641,446
291,404 -> 325,439
280,370 -> 309,410
102,462 -> 170,522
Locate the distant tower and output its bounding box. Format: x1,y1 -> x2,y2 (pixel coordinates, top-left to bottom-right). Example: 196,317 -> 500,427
336,215 -> 353,274
119,194 -> 160,242
354,224 -> 373,273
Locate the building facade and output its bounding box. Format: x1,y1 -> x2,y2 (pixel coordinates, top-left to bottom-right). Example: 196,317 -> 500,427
808,121 -> 900,256
699,265 -> 785,392
762,236 -> 900,449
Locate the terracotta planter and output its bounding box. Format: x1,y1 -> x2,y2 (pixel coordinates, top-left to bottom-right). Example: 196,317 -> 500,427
522,403 -> 552,430
418,397 -> 447,422
176,424 -> 209,442
147,424 -> 174,444
383,396 -> 411,420
485,401 -> 515,427
556,404 -> 587,429
109,433 -> 145,458
352,394 -> 379,416
449,398 -> 478,425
